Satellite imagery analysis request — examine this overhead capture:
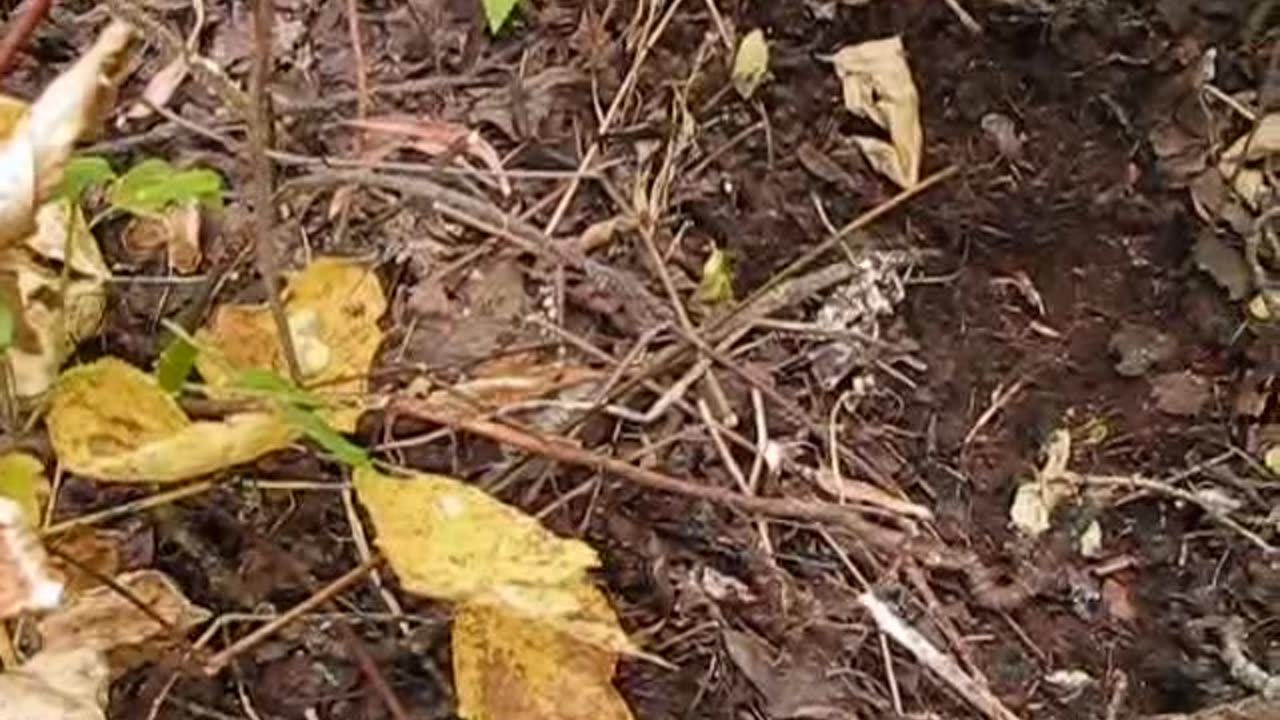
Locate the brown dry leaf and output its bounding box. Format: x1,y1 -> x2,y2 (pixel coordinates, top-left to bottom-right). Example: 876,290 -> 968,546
354,466 -> 640,655
120,201 -> 202,273
0,647 -> 108,720
195,257 -> 386,432
468,67 -> 585,141
347,116 -> 511,196
46,529 -> 123,595
0,21 -> 134,248
37,569 -> 211,656
125,58 -> 189,120
47,357 -> 296,482
831,37 -> 922,187
0,251 -> 106,398
1150,370 -> 1211,417
453,592 -> 635,720
0,497 -> 63,619
722,629 -> 848,719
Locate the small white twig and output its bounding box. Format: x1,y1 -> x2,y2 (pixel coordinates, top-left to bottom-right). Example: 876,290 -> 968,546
943,0 -> 984,34
858,591 -> 1025,720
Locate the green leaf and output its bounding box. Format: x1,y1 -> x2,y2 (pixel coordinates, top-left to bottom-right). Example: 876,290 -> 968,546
233,368 -> 327,409
56,156 -> 117,202
482,0 -> 519,34
155,336 -> 198,393
282,404 -> 371,468
108,158 -> 224,216
0,297 -> 13,352
697,247 -> 735,304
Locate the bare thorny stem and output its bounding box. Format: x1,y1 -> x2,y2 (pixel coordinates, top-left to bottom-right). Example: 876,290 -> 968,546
249,0 -> 304,382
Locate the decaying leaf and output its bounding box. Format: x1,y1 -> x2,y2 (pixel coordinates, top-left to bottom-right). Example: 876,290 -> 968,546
0,497 -> 63,619
0,252 -> 106,398
0,452 -> 48,523
46,529 -> 124,595
0,21 -> 134,249
195,257 -> 386,432
1193,232 -> 1250,301
37,569 -> 211,656
0,647 -> 108,720
47,357 -> 296,482
354,467 -> 639,654
346,117 -> 510,196
120,201 -> 202,273
732,29 -> 769,100
24,200 -> 110,278
1009,429 -> 1076,537
1217,113 -> 1280,209
722,628 -> 850,719
453,592 -> 635,720
697,247 -> 735,304
1150,370 -> 1211,417
831,37 -> 922,187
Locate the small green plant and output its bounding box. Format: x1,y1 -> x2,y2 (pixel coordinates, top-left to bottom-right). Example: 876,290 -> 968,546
482,0 -> 518,33
232,369 -> 372,469
56,155 -> 224,222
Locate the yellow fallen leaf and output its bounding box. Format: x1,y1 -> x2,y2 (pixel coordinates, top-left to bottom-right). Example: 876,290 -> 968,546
196,257 -> 386,431
0,21 -> 134,249
0,252 -> 105,398
732,29 -> 769,100
454,593 -> 635,720
0,647 -> 108,720
831,37 -> 922,187
696,247 -> 735,304
37,569 -> 211,656
354,467 -> 640,655
47,357 -> 296,482
0,452 -> 47,523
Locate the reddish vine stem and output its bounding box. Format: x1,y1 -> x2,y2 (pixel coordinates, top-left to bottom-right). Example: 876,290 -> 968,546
0,0 -> 53,79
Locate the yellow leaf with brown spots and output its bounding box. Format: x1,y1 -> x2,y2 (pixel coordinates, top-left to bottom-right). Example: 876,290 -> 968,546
453,591 -> 635,720
48,357 -> 296,482
195,257 -> 386,431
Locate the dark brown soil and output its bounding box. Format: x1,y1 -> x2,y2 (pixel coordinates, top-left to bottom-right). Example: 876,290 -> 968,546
5,0 -> 1279,719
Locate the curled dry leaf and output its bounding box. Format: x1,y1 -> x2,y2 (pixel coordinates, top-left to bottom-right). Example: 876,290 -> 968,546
0,21 -> 134,249
354,467 -> 640,655
1218,113 -> 1280,209
37,569 -> 211,657
346,116 -> 511,196
0,647 -> 108,720
195,257 -> 386,432
120,201 -> 202,273
0,497 -> 63,619
0,250 -> 106,398
1009,429 -> 1076,537
831,36 -> 922,187
732,29 -> 769,100
454,592 -> 635,720
47,357 -> 296,483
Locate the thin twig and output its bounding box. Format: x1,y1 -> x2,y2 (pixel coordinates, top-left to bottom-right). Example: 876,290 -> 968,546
858,591 -> 1025,720
203,559 -> 378,675
40,481 -> 219,537
0,0 -> 52,78
249,0 -> 303,382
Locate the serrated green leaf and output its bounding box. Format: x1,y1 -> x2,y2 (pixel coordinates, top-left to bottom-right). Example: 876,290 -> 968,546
109,159 -> 224,216
155,336 -> 198,393
56,156 -> 117,202
0,297 -> 13,352
282,404 -> 371,468
733,29 -> 770,99
482,0 -> 519,34
697,247 -> 735,304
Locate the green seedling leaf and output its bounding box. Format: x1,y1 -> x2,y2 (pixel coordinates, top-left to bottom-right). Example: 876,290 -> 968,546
482,0 -> 519,34
282,404 -> 371,468
233,368 -> 327,409
697,247 -> 735,304
155,336 -> 198,393
56,156 -> 117,202
733,29 -> 770,99
109,158 -> 224,216
0,297 -> 13,352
